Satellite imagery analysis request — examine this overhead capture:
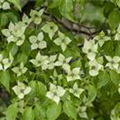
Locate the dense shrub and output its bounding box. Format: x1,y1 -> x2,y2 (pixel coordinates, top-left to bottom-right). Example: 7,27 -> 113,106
0,0 -> 120,120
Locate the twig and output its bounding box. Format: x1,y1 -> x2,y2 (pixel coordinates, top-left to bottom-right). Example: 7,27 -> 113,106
43,11 -> 101,37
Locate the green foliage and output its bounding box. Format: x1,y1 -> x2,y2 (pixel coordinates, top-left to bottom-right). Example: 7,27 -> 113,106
46,102 -> 61,120
0,0 -> 120,120
6,102 -> 18,120
63,100 -> 77,119
22,107 -> 34,120
108,8 -> 120,29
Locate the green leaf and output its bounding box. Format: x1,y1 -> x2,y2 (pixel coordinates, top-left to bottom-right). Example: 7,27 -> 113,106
86,85 -> 97,105
35,0 -> 43,7
48,0 -> 61,9
47,102 -> 61,120
98,70 -> 110,88
7,43 -> 18,56
21,40 -> 31,56
115,43 -> 120,57
104,2 -> 115,18
22,107 -> 34,120
102,41 -> 114,56
36,81 -> 47,97
80,3 -> 105,26
6,102 -> 18,120
109,70 -> 120,85
63,100 -> 77,120
16,52 -> 28,64
34,104 -> 46,120
59,0 -> 74,21
8,0 -> 21,11
0,12 -> 9,28
108,8 -> 120,29
29,81 -> 47,99
6,11 -> 19,23
0,71 -> 10,92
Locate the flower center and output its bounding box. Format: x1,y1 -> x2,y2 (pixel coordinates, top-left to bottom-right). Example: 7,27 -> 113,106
8,59 -> 11,63
19,68 -> 22,72
20,89 -> 24,93
110,60 -> 115,64
91,65 -> 96,70
74,89 -> 78,93
61,39 -> 65,43
37,60 -> 41,64
36,40 -> 40,44
100,36 -> 104,40
34,14 -> 39,18
53,91 -> 57,96
88,49 -> 92,53
71,72 -> 75,77
50,26 -> 54,30
63,60 -> 66,63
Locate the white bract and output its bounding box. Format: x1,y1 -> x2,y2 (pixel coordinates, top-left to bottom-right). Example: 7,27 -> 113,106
30,52 -> 49,70
30,9 -> 44,25
2,53 -> 13,70
43,55 -> 57,70
0,0 -> 10,10
105,56 -> 120,70
42,22 -> 58,39
0,53 -> 13,70
22,14 -> 32,26
2,22 -> 26,46
69,83 -> 84,98
82,39 -> 98,60
66,67 -> 81,82
89,60 -> 103,76
12,63 -> 28,77
94,31 -> 110,47
46,83 -> 65,104
55,54 -> 72,70
115,24 -> 120,40
0,54 -> 4,70
50,70 -> 63,82
12,81 -> 31,99
110,109 -> 120,120
116,0 -> 120,7
118,83 -> 120,94
54,32 -> 71,52
29,32 -> 47,50
78,106 -> 88,119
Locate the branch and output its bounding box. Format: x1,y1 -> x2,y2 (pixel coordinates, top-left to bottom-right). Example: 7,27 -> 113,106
43,11 -> 101,37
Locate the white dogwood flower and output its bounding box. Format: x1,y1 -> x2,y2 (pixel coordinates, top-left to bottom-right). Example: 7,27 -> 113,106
12,81 -> 31,99
30,9 -> 44,25
30,52 -> 49,69
44,55 -> 57,70
54,32 -> 71,52
69,83 -> 84,98
29,32 -> 47,50
12,63 -> 27,77
105,56 -> 120,70
2,22 -> 26,46
89,60 -> 103,76
46,83 -> 65,104
94,31 -> 110,47
55,54 -> 72,70
2,53 -> 13,70
66,67 -> 81,82
42,22 -> 58,39
82,39 -> 98,60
